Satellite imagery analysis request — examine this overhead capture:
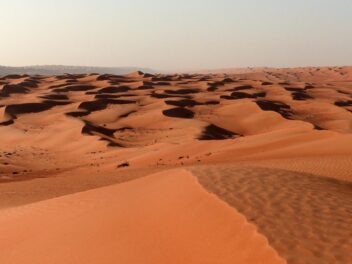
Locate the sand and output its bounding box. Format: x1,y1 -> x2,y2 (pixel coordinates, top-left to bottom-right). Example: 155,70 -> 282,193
0,169 -> 284,264
192,165 -> 352,264
0,67 -> 351,263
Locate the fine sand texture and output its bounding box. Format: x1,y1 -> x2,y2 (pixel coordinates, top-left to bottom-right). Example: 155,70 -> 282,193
192,165 -> 352,264
0,67 -> 352,263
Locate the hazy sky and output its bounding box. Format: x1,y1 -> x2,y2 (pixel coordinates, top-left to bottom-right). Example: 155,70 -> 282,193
1,0 -> 351,70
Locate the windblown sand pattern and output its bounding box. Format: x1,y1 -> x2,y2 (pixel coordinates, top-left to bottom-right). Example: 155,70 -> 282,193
192,165 -> 352,264
0,67 -> 351,263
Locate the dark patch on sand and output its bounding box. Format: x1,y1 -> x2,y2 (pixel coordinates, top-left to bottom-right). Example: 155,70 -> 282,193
256,100 -> 292,119
162,107 -> 195,119
199,124 -> 238,140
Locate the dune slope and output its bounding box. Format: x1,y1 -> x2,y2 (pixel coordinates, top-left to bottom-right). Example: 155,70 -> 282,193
0,169 -> 284,264
193,165 -> 352,264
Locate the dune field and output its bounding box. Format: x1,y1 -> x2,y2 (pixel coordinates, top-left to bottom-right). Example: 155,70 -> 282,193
0,67 -> 351,263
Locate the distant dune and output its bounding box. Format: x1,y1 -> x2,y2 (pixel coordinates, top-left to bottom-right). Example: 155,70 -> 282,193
0,65 -> 155,76
192,66 -> 352,81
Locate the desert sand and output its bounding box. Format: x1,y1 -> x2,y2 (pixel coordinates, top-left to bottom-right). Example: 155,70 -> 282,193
0,67 -> 351,263
0,169 -> 284,264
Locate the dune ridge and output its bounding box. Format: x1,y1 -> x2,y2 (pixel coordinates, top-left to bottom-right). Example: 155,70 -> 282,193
192,165 -> 352,264
0,169 -> 285,264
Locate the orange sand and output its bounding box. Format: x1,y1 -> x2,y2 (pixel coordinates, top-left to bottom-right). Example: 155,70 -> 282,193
0,169 -> 284,264
0,67 -> 351,263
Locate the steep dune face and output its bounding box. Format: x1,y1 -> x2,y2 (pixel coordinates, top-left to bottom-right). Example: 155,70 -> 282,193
0,170 -> 285,264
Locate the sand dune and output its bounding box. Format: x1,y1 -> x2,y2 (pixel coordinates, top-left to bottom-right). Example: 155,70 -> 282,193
0,170 -> 284,264
0,67 -> 352,263
192,165 -> 352,264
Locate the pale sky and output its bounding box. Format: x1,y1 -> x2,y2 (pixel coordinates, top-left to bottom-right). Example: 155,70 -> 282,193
1,0 -> 351,71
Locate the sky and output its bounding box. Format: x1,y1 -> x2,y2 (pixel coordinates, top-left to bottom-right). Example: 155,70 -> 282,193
1,0 -> 352,71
